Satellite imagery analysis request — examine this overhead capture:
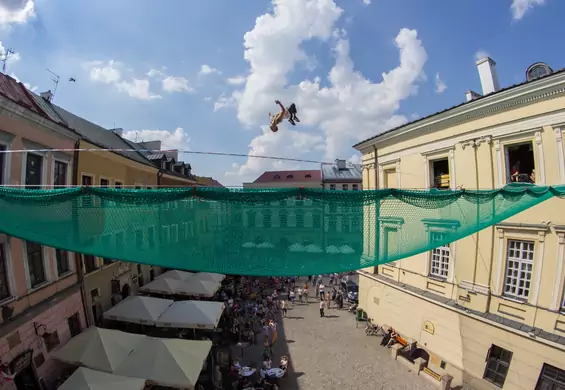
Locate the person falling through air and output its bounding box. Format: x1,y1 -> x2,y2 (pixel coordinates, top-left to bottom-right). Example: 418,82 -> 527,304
269,100 -> 300,132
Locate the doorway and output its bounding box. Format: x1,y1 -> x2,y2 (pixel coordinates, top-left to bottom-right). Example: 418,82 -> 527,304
14,365 -> 40,390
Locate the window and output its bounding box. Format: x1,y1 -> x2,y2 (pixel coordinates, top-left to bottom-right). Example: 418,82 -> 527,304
503,240 -> 534,300
484,344 -> 512,387
115,232 -> 125,253
53,161 -> 67,186
273,175 -> 280,179
384,168 -> 398,188
279,210 -> 287,228
67,313 -> 82,338
505,142 -> 535,184
313,214 -> 321,228
100,178 -> 109,187
263,210 -> 272,228
0,243 -> 11,300
330,184 -> 336,190
535,363 -> 565,390
83,255 -> 97,274
0,144 -> 5,184
148,226 -> 156,248
25,153 -> 43,189
430,158 -> 450,189
383,227 -> 398,264
44,330 -> 60,352
526,63 -> 552,82
305,174 -> 312,179
429,231 -> 450,279
135,230 -> 144,247
342,184 -> 349,191
162,226 -> 170,244
352,184 -> 359,191
26,242 -> 46,288
171,225 -> 178,243
55,249 -> 70,276
115,182 -> 122,188
81,175 -> 93,207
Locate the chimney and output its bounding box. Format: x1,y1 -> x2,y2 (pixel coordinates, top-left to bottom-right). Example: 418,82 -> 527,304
465,90 -> 482,102
40,90 -> 53,102
335,159 -> 347,170
110,128 -> 123,136
476,57 -> 500,96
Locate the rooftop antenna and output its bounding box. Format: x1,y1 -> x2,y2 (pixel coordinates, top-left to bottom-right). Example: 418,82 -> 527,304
1,48 -> 15,74
46,69 -> 60,99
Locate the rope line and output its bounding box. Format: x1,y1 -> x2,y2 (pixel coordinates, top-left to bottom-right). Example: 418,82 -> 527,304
0,148 -> 335,165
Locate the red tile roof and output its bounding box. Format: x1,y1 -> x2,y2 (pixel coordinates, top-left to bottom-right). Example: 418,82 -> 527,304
0,73 -> 45,117
253,170 -> 321,183
195,176 -> 225,188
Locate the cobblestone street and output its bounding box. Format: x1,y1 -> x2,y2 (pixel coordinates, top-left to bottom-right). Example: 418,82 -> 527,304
232,276 -> 437,390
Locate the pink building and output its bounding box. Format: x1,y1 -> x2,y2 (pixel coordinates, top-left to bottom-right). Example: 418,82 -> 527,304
0,75 -> 86,389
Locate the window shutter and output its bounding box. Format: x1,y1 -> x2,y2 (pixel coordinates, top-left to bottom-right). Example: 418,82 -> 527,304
485,345 -> 493,362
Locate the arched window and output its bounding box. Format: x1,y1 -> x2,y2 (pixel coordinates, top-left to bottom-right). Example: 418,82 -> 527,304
287,174 -> 294,179
274,175 -> 280,179
526,63 -> 552,82
305,174 -> 312,178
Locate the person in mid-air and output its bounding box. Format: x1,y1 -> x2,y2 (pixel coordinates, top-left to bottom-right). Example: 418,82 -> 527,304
269,100 -> 300,132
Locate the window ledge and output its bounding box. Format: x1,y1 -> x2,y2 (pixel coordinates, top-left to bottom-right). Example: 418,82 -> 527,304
57,271 -> 74,280
27,281 -> 51,294
0,296 -> 16,308
495,222 -> 550,233
428,275 -> 448,283
500,295 -> 528,305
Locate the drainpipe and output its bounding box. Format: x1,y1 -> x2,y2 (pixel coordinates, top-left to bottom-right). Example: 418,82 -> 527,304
373,145 -> 380,273
72,139 -> 90,326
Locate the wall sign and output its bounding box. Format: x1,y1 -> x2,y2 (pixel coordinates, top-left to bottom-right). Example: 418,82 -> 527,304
423,321 -> 435,335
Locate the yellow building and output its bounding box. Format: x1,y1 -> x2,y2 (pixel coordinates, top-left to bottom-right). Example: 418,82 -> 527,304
354,59 -> 565,389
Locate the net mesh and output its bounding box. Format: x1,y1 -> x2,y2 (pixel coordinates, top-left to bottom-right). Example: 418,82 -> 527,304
0,184 -> 563,276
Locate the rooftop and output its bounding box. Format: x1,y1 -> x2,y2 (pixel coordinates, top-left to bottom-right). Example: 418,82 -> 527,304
321,162 -> 362,183
252,170 -> 322,183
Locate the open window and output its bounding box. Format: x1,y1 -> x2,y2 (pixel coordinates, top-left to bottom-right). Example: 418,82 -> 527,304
484,344 -> 512,387
505,142 -> 535,183
430,158 -> 450,189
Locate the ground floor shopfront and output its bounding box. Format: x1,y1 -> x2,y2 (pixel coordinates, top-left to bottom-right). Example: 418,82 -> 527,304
358,271 -> 565,390
0,289 -> 86,390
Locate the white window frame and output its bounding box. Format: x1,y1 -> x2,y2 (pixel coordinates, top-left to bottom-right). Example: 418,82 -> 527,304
379,217 -> 404,267
114,180 -> 123,188
171,224 -> 179,243
81,173 -> 95,186
378,160 -> 401,189
134,182 -> 144,189
54,248 -> 74,278
0,236 -> 16,305
51,155 -> 71,188
503,239 -> 535,301
342,184 -> 348,191
352,184 -> 359,191
329,184 -> 336,190
494,225 -> 546,305
493,130 -> 545,187
422,219 -> 458,283
422,147 -> 455,190
162,225 -> 171,244
99,176 -> 111,187
429,231 -> 451,279
553,125 -> 565,184
0,138 -> 13,186
21,151 -> 47,189
23,241 -> 51,291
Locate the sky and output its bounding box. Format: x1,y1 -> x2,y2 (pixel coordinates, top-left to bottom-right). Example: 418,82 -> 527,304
0,0 -> 563,186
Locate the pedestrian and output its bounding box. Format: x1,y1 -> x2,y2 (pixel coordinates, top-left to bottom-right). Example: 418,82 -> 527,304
281,300 -> 288,317
289,289 -> 295,305
319,282 -> 325,300
327,289 -> 331,309
319,299 -> 325,317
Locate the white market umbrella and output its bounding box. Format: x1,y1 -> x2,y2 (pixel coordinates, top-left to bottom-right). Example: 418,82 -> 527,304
190,272 -> 226,283
114,338 -> 212,389
155,270 -> 194,281
289,243 -> 305,252
242,242 -> 256,248
57,367 -> 145,390
325,245 -> 340,254
177,280 -> 221,298
139,277 -> 184,295
339,245 -> 355,254
51,327 -> 143,373
103,296 -> 173,325
256,242 -> 274,249
155,300 -> 225,329
305,244 -> 323,253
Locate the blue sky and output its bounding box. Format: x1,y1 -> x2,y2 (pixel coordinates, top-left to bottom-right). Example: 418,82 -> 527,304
0,0 -> 563,186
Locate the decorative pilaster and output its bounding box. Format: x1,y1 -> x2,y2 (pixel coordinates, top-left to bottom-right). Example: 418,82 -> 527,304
494,227 -> 505,295
555,127 -> 565,184
550,231 -> 565,311
448,148 -> 456,190
534,131 -> 546,185
494,140 -> 504,187
422,156 -> 429,189
531,230 -> 546,306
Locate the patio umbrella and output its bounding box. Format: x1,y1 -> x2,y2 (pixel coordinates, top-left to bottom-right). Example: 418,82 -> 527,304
52,327 -> 143,373
103,296 -> 174,325
305,244 -> 323,253
156,269 -> 194,281
241,242 -> 256,248
57,367 -> 145,390
139,277 -> 184,295
325,245 -> 340,254
289,243 -> 305,252
155,300 -> 225,329
189,272 -> 226,283
177,280 -> 221,298
256,242 -> 274,249
339,245 -> 355,254
114,338 -> 212,388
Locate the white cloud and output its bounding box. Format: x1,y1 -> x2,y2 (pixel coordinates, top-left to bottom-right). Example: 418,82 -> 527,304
204,96 -> 212,101
435,72 -> 447,94
511,0 -> 545,20
214,93 -> 239,112
226,75 -> 247,85
475,50 -> 489,61
122,127 -> 190,151
162,76 -> 193,93
363,0 -> 371,4
147,68 -> 165,78
9,72 -> 37,92
87,60 -> 122,84
199,64 -> 221,76
0,0 -> 35,28
227,0 -> 427,182
117,79 -> 162,100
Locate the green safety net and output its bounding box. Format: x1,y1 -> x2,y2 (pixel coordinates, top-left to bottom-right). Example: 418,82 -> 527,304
0,184 -> 563,276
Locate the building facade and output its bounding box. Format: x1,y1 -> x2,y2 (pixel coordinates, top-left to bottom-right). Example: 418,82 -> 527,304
321,159 -> 362,191
0,76 -> 86,390
243,170 -> 322,189
354,59 -> 565,389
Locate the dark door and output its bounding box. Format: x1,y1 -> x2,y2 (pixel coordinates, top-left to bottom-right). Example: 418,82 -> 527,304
14,366 -> 40,390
